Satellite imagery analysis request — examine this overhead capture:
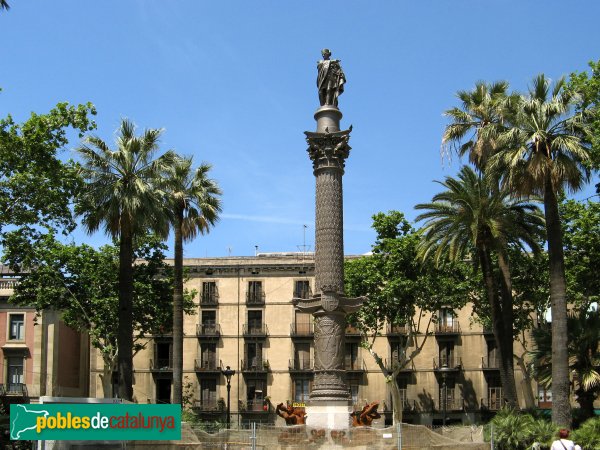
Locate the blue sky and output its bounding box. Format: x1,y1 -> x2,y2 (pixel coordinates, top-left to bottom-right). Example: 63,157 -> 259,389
1,1 -> 599,257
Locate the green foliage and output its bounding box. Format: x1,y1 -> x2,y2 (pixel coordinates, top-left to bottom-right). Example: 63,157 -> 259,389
568,59 -> 600,191
561,199 -> 600,306
0,102 -> 96,253
572,417 -> 600,450
486,408 -> 557,450
345,211 -> 473,334
7,233 -> 195,365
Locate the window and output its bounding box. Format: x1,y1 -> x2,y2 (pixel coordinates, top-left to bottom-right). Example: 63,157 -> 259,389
294,280 -> 311,299
438,308 -> 455,332
294,343 -> 311,369
439,377 -> 458,410
538,386 -> 552,408
349,380 -> 359,405
200,343 -> 217,369
345,343 -> 359,370
487,375 -> 503,410
202,310 -> 216,327
294,379 -> 311,403
391,340 -> 407,364
247,281 -> 264,304
201,282 -> 218,305
156,378 -> 171,404
9,313 -> 24,340
245,342 -> 263,369
247,310 -> 263,334
294,312 -> 312,335
439,342 -> 455,368
200,379 -> 217,408
487,340 -> 499,368
154,342 -> 172,369
7,356 -> 24,391
247,379 -> 266,411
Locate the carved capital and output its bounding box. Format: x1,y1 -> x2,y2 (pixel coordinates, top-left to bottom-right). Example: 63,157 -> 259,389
305,129 -> 351,172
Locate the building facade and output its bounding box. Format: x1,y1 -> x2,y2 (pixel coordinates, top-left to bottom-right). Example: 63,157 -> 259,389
88,254 -> 534,426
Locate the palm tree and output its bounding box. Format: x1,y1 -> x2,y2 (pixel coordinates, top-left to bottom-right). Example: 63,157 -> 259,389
442,80 -> 512,170
489,74 -> 592,426
0,1 -> 9,10
415,165 -> 544,408
530,308 -> 600,421
76,119 -> 175,400
162,156 -> 222,406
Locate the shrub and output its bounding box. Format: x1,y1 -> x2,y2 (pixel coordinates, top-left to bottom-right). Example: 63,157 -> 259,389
572,417 -> 600,450
486,408 -> 536,450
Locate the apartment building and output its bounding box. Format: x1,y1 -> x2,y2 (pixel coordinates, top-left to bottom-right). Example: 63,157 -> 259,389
0,266 -> 89,412
88,254 -> 534,426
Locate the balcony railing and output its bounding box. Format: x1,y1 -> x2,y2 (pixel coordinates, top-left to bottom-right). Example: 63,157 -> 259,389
200,291 -> 219,306
482,356 -> 501,370
386,323 -> 409,336
434,321 -> 461,334
433,356 -> 462,370
193,399 -> 224,412
0,383 -> 27,396
438,397 -> 464,411
246,291 -> 265,305
289,359 -> 313,371
241,359 -> 270,372
385,359 -> 415,372
242,400 -> 272,413
196,323 -> 221,338
194,358 -> 221,372
0,279 -> 18,290
290,322 -> 313,337
293,287 -> 312,300
481,397 -> 504,411
149,358 -> 172,371
344,358 -> 366,372
243,323 -> 268,337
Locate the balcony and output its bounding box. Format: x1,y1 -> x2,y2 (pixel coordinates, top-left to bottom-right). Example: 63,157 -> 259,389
241,400 -> 272,414
246,291 -> 265,306
193,399 -> 224,413
243,323 -> 268,338
482,356 -> 501,370
290,322 -> 314,337
200,291 -> 219,306
345,325 -> 361,339
434,321 -> 461,335
196,323 -> 221,339
194,358 -> 221,374
241,359 -> 270,374
386,323 -> 409,337
289,358 -> 313,372
0,383 -> 28,396
344,358 -> 366,373
293,287 -> 312,300
385,359 -> 415,372
149,358 -> 172,372
433,356 -> 462,371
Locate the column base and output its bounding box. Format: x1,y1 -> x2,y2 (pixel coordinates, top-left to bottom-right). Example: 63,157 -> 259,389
305,400 -> 352,430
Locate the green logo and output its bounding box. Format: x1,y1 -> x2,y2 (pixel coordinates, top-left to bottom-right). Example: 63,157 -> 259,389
10,404 -> 181,441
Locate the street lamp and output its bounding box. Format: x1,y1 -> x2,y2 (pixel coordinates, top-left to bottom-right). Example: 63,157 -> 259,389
221,365 -> 236,429
439,363 -> 451,427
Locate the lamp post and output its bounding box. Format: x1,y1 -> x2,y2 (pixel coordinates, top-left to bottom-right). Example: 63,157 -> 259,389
440,363 -> 451,427
222,365 -> 235,429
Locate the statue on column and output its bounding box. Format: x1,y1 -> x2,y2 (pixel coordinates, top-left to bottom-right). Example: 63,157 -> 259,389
317,48 -> 346,107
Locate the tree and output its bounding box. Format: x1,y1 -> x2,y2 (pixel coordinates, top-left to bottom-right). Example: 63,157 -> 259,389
162,156 -> 222,406
76,119 -> 175,400
1,102 -> 96,257
530,308 -> 600,422
345,211 -> 473,424
489,74 -> 592,426
568,59 -> 600,192
415,165 -> 545,408
7,233 -> 195,398
0,1 -> 9,10
442,80 -> 511,170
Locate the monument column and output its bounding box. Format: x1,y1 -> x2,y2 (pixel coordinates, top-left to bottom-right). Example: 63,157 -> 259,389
293,49 -> 365,429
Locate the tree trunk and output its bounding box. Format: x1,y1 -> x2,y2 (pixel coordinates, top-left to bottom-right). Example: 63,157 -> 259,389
478,244 -> 517,408
543,176 -> 571,427
496,250 -> 519,408
100,359 -> 116,399
515,352 -> 536,409
172,209 -> 184,407
389,378 -> 404,425
117,217 -> 134,401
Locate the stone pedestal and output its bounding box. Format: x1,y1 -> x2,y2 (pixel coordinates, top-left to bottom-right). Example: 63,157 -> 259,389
305,401 -> 352,430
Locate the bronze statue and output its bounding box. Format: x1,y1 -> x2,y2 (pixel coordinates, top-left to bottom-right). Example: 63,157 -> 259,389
317,48 -> 346,107
351,401 -> 381,427
275,403 -> 307,425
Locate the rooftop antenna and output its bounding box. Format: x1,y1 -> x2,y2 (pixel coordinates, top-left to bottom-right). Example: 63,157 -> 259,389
255,245 -> 259,256
227,247 -> 232,257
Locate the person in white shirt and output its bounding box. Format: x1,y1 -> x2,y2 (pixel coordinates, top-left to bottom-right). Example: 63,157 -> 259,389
550,429 -> 581,450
